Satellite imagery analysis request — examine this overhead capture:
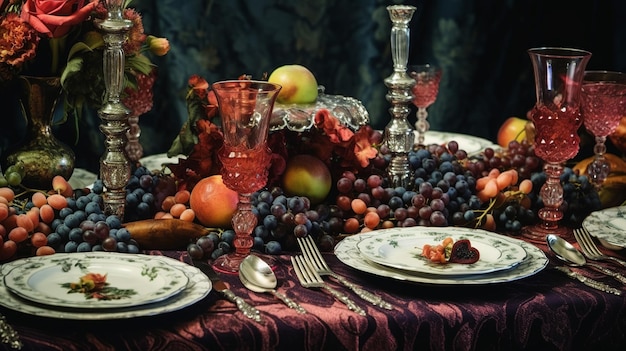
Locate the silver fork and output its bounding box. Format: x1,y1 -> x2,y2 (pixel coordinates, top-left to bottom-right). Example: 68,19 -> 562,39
290,255 -> 366,316
574,227 -> 626,268
297,235 -> 393,310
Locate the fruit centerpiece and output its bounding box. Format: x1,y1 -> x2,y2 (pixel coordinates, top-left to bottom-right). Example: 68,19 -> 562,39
0,64 -> 610,262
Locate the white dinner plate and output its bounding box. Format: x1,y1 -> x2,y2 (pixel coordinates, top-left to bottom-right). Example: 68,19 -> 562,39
582,206 -> 626,248
0,253 -> 211,320
419,130 -> 499,156
336,230 -> 548,285
3,252 -> 189,309
356,227 -> 527,276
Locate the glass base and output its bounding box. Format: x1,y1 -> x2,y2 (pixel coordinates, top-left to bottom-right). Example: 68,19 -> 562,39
521,224 -> 573,244
213,251 -> 278,275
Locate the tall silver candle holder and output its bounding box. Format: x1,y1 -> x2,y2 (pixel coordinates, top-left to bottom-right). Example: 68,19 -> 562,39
383,5 -> 416,188
95,1 -> 132,218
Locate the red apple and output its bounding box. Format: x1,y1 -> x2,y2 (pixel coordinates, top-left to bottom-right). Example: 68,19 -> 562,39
268,64 -> 318,104
497,117 -> 531,148
281,154 -> 331,205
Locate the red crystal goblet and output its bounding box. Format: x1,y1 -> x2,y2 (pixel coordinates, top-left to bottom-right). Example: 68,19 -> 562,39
211,80 -> 281,274
522,47 -> 591,243
581,71 -> 626,186
409,64 -> 442,145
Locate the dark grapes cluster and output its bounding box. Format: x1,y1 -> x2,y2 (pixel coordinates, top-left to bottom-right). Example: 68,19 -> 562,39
251,187 -> 340,253
187,187 -> 341,259
469,140 -> 542,179
123,166 -> 177,222
491,201 -> 536,234
528,167 -> 602,227
187,230 -> 234,260
329,142 -> 484,233
124,166 -> 160,221
46,180 -> 139,253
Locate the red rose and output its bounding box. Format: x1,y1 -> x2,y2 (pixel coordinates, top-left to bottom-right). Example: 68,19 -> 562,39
20,0 -> 97,38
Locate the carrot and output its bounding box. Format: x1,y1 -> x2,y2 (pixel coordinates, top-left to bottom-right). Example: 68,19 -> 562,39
123,218 -> 215,249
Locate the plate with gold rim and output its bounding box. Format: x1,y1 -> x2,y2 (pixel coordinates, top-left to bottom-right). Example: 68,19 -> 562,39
3,252 -> 189,309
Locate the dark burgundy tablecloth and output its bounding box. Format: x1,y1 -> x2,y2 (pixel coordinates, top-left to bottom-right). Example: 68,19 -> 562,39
3,243 -> 626,351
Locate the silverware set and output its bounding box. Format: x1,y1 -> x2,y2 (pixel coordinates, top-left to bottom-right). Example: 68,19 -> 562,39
297,235 -> 393,310
550,227 -> 626,295
573,227 -> 626,268
292,235 -> 394,315
291,255 -> 366,316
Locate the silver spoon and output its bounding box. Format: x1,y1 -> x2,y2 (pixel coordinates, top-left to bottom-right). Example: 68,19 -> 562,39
546,234 -> 626,285
239,255 -> 307,314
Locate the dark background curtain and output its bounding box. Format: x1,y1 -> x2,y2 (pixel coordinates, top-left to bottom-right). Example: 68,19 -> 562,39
2,0 -> 625,173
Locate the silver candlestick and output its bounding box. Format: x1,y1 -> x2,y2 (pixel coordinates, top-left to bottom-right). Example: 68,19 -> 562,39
95,1 -> 132,218
383,5 -> 416,188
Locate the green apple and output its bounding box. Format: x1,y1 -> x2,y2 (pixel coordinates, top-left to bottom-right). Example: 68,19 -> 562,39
282,154 -> 331,205
268,64 -> 318,104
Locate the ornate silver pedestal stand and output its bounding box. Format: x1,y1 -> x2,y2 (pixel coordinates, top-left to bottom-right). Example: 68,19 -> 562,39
95,1 -> 132,217
383,5 -> 416,188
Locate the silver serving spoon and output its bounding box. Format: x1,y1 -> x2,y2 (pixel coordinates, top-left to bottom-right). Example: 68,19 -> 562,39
546,234 -> 626,285
239,255 -> 307,314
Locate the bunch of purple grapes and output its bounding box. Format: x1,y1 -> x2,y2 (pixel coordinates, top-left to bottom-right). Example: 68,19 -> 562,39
332,141 -> 482,232
187,187 -> 339,258
123,166 -> 177,222
46,180 -> 139,253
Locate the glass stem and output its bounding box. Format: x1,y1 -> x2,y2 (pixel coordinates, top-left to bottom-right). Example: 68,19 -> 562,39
589,136 -> 610,186
415,107 -> 429,145
537,162 -> 564,230
232,193 -> 256,256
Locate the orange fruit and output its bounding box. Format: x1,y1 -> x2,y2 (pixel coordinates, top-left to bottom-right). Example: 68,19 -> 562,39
189,175 -> 239,228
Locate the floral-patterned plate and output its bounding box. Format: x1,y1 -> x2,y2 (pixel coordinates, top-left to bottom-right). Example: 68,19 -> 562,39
355,227 -> 527,276
3,252 -> 189,309
0,253 -> 211,320
336,231 -> 548,285
582,206 -> 626,248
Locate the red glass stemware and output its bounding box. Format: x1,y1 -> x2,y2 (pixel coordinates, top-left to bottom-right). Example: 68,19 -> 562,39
522,47 -> 591,243
581,71 -> 626,186
409,64 -> 442,145
211,80 -> 281,274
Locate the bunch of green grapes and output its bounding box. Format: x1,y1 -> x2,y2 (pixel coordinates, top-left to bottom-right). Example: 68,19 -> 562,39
0,163 -> 25,187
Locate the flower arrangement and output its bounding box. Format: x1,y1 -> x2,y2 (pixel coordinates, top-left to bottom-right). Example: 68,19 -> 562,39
166,75 -> 382,191
0,0 -> 169,131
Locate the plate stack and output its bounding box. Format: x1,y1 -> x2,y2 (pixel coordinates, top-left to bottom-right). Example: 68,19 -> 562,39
335,227 -> 549,285
0,252 -> 212,320
583,206 -> 626,249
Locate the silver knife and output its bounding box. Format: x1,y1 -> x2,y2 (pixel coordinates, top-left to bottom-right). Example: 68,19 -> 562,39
555,266 -> 622,295
193,259 -> 263,323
